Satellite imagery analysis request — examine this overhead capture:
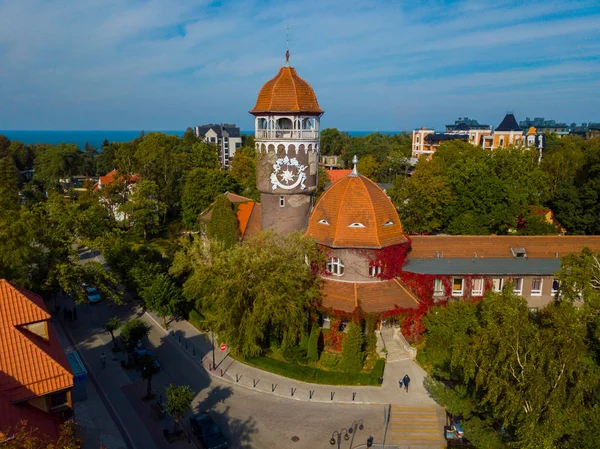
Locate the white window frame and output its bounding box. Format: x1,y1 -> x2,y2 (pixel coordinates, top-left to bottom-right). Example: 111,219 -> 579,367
513,278 -> 523,295
433,279 -> 444,296
452,278 -> 464,297
369,266 -> 382,277
531,278 -> 543,296
551,278 -> 560,295
492,278 -> 504,293
327,257 -> 344,276
279,196 -> 285,207
472,278 -> 483,296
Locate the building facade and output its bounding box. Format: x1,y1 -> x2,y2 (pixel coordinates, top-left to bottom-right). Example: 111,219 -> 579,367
194,123 -> 242,168
413,113 -> 544,160
250,52 -> 323,234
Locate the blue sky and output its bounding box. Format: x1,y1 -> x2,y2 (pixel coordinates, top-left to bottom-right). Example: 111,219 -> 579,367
1,0 -> 599,131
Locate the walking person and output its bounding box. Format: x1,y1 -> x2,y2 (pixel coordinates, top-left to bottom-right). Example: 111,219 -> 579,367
100,352 -> 107,369
403,374 -> 411,393
398,379 -> 403,389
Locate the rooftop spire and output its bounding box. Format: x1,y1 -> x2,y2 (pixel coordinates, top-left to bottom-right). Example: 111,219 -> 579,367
285,27 -> 290,66
350,155 -> 359,177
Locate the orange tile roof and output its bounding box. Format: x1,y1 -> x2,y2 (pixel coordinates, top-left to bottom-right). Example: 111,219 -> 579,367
243,203 -> 262,240
409,235 -> 600,259
0,280 -> 73,403
306,174 -> 409,249
321,279 -> 420,313
249,66 -> 323,114
236,202 -> 255,239
98,169 -> 140,188
326,169 -> 353,183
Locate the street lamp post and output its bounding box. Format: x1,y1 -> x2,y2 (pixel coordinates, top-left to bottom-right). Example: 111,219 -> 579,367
347,420 -> 364,448
211,329 -> 216,370
329,429 -> 349,448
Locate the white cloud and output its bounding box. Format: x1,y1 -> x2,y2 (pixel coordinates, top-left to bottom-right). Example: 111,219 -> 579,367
0,0 -> 598,130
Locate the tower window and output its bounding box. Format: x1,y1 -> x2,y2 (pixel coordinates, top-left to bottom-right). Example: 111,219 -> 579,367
279,196 -> 285,207
327,257 -> 345,276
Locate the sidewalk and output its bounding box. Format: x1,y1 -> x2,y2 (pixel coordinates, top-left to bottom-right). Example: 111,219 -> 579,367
143,311 -> 439,407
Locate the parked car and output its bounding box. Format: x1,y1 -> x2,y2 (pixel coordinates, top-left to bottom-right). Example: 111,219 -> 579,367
189,412 -> 228,449
132,349 -> 160,371
86,286 -> 102,304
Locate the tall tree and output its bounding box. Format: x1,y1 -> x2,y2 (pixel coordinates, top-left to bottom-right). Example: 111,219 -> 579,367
33,143 -> 83,191
0,156 -> 20,210
120,180 -> 166,239
391,158 -> 452,234
339,323 -> 365,372
172,231 -> 324,358
205,194 -> 239,248
140,273 -> 183,327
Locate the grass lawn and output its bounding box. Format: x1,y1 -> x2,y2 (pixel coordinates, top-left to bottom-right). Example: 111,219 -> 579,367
242,354 -> 386,386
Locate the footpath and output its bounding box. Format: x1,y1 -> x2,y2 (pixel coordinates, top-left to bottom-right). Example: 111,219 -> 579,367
143,311 -> 447,448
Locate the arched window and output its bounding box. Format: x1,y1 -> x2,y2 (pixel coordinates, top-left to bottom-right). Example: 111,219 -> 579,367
327,257 -> 344,276
303,118 -> 313,129
276,118 -> 293,129
369,266 -> 382,277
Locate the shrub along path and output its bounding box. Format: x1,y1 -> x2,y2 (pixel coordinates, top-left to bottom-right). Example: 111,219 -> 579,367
144,309 -> 439,406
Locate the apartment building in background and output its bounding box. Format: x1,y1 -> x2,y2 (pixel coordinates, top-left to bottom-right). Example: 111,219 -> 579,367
194,123 -> 242,168
412,113 -> 544,160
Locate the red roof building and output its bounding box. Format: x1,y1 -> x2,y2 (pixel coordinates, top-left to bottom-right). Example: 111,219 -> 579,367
0,280 -> 74,442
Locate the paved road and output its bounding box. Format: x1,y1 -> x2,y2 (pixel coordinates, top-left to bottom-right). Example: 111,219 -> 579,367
65,297 -> 399,449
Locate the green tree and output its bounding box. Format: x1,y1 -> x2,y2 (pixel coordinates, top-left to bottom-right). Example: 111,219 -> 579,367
181,168 -> 240,230
0,156 -> 20,210
172,231 -> 324,358
356,154 -> 379,179
314,164 -> 330,202
120,180 -> 166,239
229,146 -> 259,200
105,316 -> 121,351
206,194 -> 239,248
120,319 -> 151,353
306,323 -> 320,362
320,128 -> 350,156
299,329 -> 309,352
422,289 -> 599,448
141,273 -> 183,327
339,323 -> 365,372
165,384 -> 194,433
190,142 -> 219,170
33,143 -> 83,190
391,158 -> 452,234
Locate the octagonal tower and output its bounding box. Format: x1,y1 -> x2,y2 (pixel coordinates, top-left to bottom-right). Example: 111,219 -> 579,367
249,51 -> 324,234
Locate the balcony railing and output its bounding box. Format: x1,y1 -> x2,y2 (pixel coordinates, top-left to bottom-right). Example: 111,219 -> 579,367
255,130 -> 319,140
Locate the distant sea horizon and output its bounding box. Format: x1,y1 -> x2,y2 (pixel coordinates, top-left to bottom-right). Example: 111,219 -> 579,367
0,129 -> 404,150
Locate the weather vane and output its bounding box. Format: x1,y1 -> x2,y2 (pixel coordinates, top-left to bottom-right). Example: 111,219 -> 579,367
285,26 -> 290,63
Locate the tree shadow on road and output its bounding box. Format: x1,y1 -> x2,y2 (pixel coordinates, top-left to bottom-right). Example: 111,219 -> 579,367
194,385 -> 233,413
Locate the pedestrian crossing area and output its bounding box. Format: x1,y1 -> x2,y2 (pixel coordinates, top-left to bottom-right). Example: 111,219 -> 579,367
388,405 -> 445,448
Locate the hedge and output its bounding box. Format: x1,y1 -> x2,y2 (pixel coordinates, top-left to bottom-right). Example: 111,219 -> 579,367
244,356 -> 386,386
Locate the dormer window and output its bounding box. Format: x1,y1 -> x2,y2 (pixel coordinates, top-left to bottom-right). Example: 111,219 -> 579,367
22,320 -> 49,340
383,221 -> 394,227
511,247 -> 527,258
348,222 -> 365,228
318,219 -> 330,225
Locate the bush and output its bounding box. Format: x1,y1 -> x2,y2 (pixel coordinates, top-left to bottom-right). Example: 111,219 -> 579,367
282,345 -> 307,364
319,352 -> 339,370
244,356 -> 386,386
339,323 -> 365,372
307,324 -> 320,362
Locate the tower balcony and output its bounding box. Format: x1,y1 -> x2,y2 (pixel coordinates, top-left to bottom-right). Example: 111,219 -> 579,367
255,129 -> 319,140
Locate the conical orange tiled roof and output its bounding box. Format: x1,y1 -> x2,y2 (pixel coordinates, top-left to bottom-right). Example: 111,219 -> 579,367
306,174 -> 408,248
250,66 -> 323,115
